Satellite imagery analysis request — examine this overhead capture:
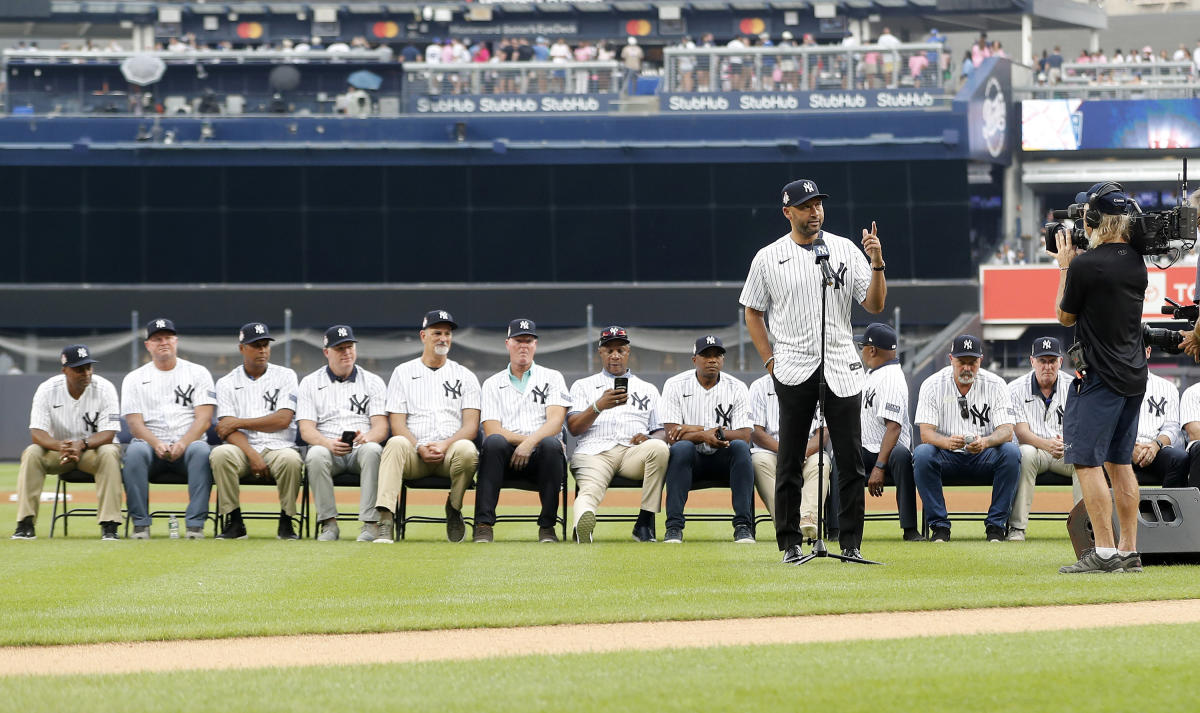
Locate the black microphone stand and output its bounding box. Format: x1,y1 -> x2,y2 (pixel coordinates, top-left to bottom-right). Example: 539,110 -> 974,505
795,239 -> 882,566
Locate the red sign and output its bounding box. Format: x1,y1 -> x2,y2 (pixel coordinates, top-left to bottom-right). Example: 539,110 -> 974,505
980,264 -> 1197,324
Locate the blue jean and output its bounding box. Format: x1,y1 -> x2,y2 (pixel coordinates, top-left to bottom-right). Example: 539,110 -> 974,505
122,440 -> 213,528
912,442 -> 1020,530
665,440 -> 754,530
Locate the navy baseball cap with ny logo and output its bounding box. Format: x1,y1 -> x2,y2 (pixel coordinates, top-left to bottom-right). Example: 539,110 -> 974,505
781,179 -> 829,207
239,322 -> 274,344
323,325 -> 357,347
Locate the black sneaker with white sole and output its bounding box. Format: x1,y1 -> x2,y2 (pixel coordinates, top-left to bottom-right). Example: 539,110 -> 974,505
1059,550 -> 1123,574
663,527 -> 683,544
100,521 -> 120,541
733,524 -> 755,543
11,516 -> 35,540
277,512 -> 299,540
929,526 -> 951,543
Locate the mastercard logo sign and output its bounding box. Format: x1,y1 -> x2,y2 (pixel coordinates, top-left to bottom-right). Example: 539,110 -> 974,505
236,22 -> 264,40
371,21 -> 399,39
624,19 -> 652,36
738,18 -> 766,35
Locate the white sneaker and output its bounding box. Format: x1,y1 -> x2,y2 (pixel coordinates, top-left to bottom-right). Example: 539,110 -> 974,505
317,521 -> 340,542
357,522 -> 378,542
799,516 -> 818,539
1005,527 -> 1026,542
184,526 -> 205,540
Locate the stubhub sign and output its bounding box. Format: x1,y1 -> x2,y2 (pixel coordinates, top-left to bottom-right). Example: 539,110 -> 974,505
662,91 -> 944,113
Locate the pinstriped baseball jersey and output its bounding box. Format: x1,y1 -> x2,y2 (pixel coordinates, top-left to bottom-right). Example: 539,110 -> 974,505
1179,383 -> 1200,434
748,373 -> 823,455
215,363 -> 299,451
121,359 -> 217,443
914,366 -> 1014,443
739,230 -> 872,396
480,363 -> 571,437
295,365 -> 387,443
29,374 -> 121,440
385,358 -> 481,445
661,370 -> 752,455
1007,371 -> 1070,441
1136,373 -> 1180,446
860,361 -> 912,451
568,371 -> 663,456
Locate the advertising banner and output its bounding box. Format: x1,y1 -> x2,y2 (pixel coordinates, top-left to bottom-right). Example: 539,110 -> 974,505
659,89 -> 948,113
980,264 -> 1197,323
407,93 -> 615,114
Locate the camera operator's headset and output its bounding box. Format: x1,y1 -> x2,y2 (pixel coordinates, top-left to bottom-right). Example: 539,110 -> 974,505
1083,181 -> 1128,227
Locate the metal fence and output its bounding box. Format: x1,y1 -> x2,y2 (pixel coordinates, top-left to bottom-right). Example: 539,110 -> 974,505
1025,60 -> 1200,100
662,43 -> 950,94
400,60 -> 621,98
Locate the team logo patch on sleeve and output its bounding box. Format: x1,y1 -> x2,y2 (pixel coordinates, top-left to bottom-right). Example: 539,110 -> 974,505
885,403 -> 901,413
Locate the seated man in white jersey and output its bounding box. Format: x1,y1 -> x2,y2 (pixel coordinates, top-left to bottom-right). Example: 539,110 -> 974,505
13,345 -> 122,541
297,325 -> 389,542
1006,336 -> 1077,542
1129,347 -> 1188,487
855,323 -> 919,541
374,310 -> 480,544
912,335 -> 1019,542
209,323 -> 303,540
661,335 -> 755,544
566,326 -> 669,544
122,319 -> 217,539
1179,379 -> 1200,488
475,319 -> 571,543
748,374 -> 830,539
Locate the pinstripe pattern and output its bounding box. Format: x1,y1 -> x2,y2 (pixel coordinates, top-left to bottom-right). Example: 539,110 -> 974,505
748,373 -> 822,455
29,374 -> 121,440
385,358 -> 482,445
295,365 -> 387,442
739,231 -> 872,395
1136,373 -> 1180,445
215,363 -> 299,451
914,366 -> 1015,444
120,359 -> 217,442
860,362 -> 912,451
568,372 -> 663,456
1007,372 -> 1070,441
660,370 -> 752,455
480,363 -> 571,436
1180,383 -> 1200,433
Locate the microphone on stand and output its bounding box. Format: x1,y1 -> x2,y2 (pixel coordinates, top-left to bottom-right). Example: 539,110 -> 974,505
812,237 -> 834,286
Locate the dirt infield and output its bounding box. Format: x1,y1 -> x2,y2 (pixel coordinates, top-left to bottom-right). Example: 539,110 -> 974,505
2,599 -> 1195,678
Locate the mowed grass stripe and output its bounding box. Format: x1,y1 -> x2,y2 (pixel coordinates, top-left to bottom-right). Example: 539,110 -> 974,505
3,623 -> 1198,713
1,599 -> 1197,677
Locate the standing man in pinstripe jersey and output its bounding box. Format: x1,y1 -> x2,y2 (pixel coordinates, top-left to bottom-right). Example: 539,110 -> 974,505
741,179 -> 887,564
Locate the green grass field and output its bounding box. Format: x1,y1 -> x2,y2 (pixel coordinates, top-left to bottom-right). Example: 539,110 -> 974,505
3,463 -> 1198,710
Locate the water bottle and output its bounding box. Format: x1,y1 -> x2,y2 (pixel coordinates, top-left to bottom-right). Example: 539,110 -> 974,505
168,515 -> 180,539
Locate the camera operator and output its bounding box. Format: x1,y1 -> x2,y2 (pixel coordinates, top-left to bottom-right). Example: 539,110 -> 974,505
1053,182 -> 1146,574
1178,188 -> 1200,360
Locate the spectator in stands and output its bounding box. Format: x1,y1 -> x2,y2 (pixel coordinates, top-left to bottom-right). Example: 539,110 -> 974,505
856,323 -> 920,541
1193,40 -> 1200,75
374,310 -> 480,544
549,38 -> 570,92
1047,46 -> 1064,84
675,37 -> 696,92
778,32 -> 799,90
1130,347 -> 1188,487
660,335 -> 756,545
749,375 -> 830,535
12,344 -> 121,541
475,319 -> 571,543
912,335 -> 1020,542
1173,44 -> 1190,62
960,49 -> 975,86
209,323 -> 303,540
401,44 -> 420,63
335,84 -> 371,116
695,34 -> 715,90
908,50 -> 930,87
622,36 -> 644,93
992,41 -> 1007,59
1006,337 -> 1075,542
425,37 -> 443,63
573,40 -> 595,93
760,33 -> 778,90
516,37 -> 534,62
122,319 -> 217,539
566,326 -> 668,544
971,34 -> 991,68
298,325 -> 388,542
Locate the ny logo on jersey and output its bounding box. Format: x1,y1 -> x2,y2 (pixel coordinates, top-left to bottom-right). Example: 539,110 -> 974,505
530,383 -> 550,405
831,262 -> 848,290
174,385 -> 195,408
348,394 -> 370,416
263,389 -> 280,411
969,404 -> 991,428
1146,396 -> 1167,418
443,380 -> 463,399
630,393 -> 650,411
714,404 -> 734,429
81,412 -> 100,434
1055,405 -> 1065,426
864,389 -> 876,408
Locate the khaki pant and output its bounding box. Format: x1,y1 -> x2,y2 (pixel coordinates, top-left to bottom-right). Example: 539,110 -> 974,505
1008,444 -> 1079,530
751,450 -> 829,521
377,437 -> 479,513
570,439 -> 669,530
18,443 -> 123,524
209,444 -> 303,517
